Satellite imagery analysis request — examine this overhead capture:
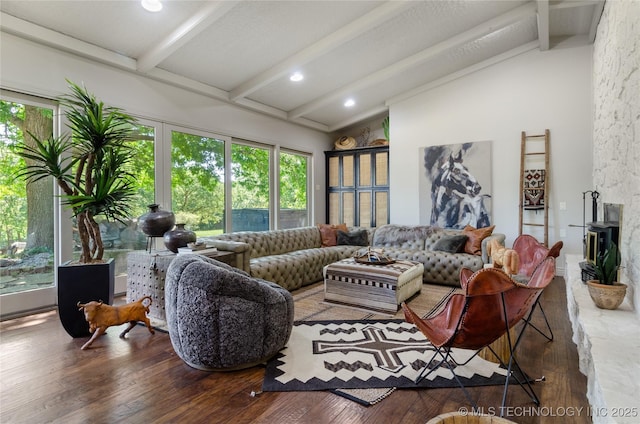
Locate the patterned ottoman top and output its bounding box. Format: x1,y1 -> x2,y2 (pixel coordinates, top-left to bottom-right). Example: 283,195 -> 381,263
324,258 -> 423,284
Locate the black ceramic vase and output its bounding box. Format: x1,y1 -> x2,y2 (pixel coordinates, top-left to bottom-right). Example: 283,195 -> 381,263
163,224 -> 196,253
138,204 -> 175,237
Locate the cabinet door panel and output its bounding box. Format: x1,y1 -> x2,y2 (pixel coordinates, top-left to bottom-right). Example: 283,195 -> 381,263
375,152 -> 388,186
343,192 -> 355,226
359,154 -> 371,186
375,191 -> 389,227
328,156 -> 339,187
342,155 -> 354,187
359,191 -> 372,228
329,192 -> 340,224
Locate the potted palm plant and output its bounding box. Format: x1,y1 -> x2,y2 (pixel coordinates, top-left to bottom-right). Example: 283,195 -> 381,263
586,242 -> 627,309
16,80 -> 138,336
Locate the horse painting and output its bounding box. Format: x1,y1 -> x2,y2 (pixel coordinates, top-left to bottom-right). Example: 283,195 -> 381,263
424,144 -> 491,229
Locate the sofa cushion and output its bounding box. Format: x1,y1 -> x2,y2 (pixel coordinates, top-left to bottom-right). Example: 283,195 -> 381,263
432,234 -> 468,253
463,225 -> 495,255
336,229 -> 368,246
267,227 -> 321,255
372,224 -> 435,250
317,223 -> 348,247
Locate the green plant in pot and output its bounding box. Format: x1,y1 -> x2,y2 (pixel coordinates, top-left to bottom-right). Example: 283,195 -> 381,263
15,80 -> 138,337
586,242 -> 627,310
382,116 -> 390,142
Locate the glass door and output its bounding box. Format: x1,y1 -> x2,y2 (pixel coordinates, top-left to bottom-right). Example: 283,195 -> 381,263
0,93 -> 57,317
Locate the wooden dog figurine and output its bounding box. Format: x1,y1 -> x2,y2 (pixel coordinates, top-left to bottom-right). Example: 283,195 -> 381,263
487,238 -> 520,276
77,296 -> 155,350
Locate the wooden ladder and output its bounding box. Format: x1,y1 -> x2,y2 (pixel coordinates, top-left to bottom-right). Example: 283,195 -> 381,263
519,129 -> 550,246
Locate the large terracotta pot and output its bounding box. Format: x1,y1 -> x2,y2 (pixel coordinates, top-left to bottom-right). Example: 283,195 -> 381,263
138,204 -> 175,237
586,280 -> 627,310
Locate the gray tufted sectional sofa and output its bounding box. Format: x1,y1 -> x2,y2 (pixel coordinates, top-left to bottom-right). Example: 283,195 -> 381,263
200,226 -> 372,291
201,224 -> 504,289
370,225 -> 504,286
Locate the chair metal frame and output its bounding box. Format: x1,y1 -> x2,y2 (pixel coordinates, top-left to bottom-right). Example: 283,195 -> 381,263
402,257 -> 556,415
512,234 -> 563,342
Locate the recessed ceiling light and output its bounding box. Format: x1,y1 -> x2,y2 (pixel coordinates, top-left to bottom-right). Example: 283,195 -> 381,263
290,72 -> 304,82
344,98 -> 355,108
141,0 -> 162,12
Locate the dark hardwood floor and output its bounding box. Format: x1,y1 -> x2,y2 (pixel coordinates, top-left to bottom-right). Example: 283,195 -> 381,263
0,277 -> 591,424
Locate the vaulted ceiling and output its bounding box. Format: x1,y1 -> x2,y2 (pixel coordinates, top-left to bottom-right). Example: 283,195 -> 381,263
0,0 -> 604,132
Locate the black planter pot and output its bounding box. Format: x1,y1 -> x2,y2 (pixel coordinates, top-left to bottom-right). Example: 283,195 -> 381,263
58,259 -> 115,338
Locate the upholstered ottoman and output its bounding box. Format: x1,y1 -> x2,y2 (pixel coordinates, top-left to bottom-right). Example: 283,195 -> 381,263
165,255 -> 294,371
323,258 -> 424,313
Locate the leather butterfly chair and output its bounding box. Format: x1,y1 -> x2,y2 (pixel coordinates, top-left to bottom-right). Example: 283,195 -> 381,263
512,234 -> 563,341
401,256 -> 556,412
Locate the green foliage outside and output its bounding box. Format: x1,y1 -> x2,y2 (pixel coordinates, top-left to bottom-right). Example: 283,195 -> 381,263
1,101 -> 309,257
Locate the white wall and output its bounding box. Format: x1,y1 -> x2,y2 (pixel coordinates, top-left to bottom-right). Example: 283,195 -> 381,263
593,0 -> 639,315
389,45 -> 594,272
0,32 -> 333,223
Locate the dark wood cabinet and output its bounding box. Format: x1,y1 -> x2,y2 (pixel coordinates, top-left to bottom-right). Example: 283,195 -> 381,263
325,146 -> 389,227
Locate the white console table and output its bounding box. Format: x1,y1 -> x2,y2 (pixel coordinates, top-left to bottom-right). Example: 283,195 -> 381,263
565,254 -> 640,423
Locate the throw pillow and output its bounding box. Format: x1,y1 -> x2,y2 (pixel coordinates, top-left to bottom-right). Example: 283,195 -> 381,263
336,229 -> 368,246
317,223 -> 348,247
463,225 -> 495,255
432,234 -> 468,253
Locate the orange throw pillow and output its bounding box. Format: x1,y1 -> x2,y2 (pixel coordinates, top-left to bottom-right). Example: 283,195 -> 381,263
317,223 -> 348,247
463,225 -> 495,255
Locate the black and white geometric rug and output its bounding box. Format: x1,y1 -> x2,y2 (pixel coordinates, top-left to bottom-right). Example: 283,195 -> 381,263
262,319 -> 509,393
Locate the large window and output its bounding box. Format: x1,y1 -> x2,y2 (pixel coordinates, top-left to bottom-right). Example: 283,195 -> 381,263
0,95 -> 56,313
171,130 -> 225,237
231,142 -> 271,232
279,150 -> 310,229
1,89 -> 313,317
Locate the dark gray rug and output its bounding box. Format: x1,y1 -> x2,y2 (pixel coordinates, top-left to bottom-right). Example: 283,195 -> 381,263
263,319 -> 509,393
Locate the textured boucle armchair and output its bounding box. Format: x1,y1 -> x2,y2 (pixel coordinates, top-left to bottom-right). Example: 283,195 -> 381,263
165,255 -> 294,371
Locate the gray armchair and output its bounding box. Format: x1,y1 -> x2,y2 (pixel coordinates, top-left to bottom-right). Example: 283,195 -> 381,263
165,254 -> 294,371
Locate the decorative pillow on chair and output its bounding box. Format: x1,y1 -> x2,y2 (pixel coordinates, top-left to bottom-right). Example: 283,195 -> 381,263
432,234 -> 468,253
336,229 -> 369,246
317,223 -> 348,247
463,225 -> 495,255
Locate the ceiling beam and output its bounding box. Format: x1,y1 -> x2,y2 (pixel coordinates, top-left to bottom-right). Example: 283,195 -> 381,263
144,68 -> 230,101
0,12 -> 137,71
288,1 -> 537,119
137,1 -> 240,73
536,0 -> 549,51
549,0 -> 600,11
328,105 -> 389,133
546,0 -> 604,45
588,1 -> 606,43
228,1 -> 413,101
0,12 -> 327,133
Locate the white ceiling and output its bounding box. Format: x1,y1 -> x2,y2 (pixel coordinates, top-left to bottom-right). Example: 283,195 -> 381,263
0,0 -> 604,132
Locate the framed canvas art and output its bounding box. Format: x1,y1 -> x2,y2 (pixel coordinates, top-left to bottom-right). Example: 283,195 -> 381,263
419,141 -> 492,229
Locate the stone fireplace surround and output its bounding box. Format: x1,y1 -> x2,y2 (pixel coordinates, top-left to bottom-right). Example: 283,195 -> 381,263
565,255 -> 639,424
